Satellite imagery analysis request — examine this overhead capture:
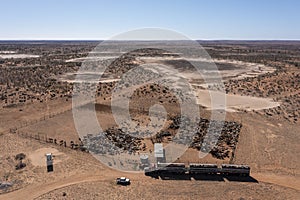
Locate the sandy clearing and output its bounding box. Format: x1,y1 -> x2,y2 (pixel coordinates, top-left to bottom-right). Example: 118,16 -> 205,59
66,55 -> 275,81
138,56 -> 275,80
0,51 -> 16,54
252,172 -> 300,191
195,89 -> 280,112
0,54 -> 39,59
65,56 -> 117,62
58,71 -> 120,83
28,148 -> 68,167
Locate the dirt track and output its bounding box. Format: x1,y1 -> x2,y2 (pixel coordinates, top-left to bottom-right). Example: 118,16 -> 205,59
0,171 -> 299,200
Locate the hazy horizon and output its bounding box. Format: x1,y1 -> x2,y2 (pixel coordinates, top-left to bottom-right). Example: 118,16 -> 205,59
0,39 -> 300,42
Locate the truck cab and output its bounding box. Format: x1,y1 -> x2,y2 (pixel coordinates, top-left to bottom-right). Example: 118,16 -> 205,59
116,177 -> 131,185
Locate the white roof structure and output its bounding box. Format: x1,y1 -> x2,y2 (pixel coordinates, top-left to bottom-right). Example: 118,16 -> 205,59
154,143 -> 164,158
46,153 -> 53,161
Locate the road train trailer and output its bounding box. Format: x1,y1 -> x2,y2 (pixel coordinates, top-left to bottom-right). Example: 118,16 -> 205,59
189,164 -> 219,175
145,163 -> 250,177
155,162 -> 187,174
219,164 -> 250,176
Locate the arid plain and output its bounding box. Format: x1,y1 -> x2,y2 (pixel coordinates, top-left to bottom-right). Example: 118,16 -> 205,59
0,41 -> 299,199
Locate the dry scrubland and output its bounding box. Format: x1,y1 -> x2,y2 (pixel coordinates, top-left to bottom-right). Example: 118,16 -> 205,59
0,41 -> 299,199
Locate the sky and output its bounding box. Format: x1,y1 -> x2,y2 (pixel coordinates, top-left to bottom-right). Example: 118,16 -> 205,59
0,0 -> 299,40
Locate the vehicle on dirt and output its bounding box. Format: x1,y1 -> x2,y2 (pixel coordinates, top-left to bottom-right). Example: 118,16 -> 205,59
116,177 -> 131,185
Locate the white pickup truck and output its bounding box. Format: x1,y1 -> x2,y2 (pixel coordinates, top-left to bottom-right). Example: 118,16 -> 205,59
116,177 -> 131,185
